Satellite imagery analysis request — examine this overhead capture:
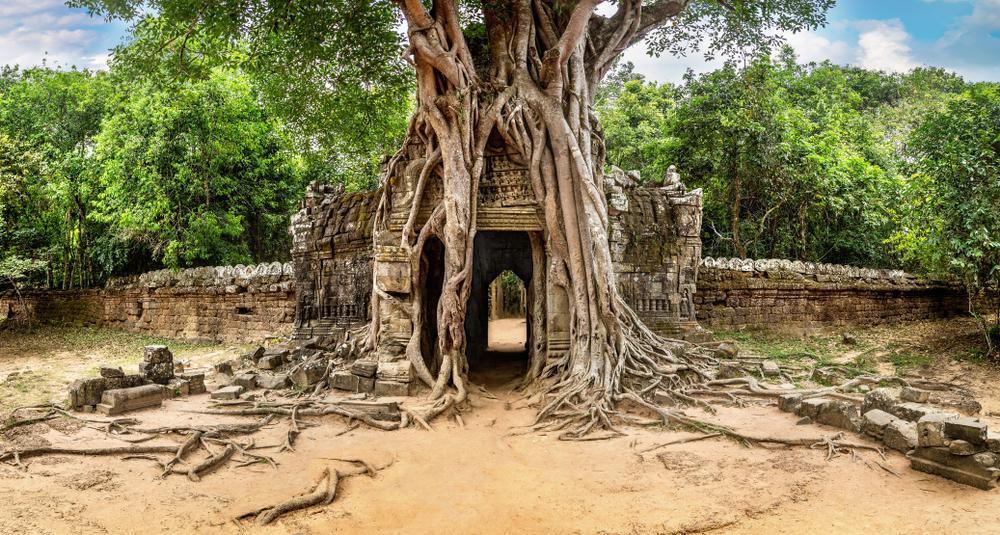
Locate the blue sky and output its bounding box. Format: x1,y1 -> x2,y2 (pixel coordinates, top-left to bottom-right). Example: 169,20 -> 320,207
1,0 -> 997,81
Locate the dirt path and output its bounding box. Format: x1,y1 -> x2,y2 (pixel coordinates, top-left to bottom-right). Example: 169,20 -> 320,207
2,321 -> 1000,534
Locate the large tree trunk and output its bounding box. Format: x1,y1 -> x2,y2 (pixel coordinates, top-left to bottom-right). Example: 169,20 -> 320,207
366,0 -> 709,436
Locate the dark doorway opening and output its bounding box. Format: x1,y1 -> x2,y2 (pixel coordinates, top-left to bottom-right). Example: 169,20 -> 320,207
420,236 -> 445,375
465,231 -> 533,386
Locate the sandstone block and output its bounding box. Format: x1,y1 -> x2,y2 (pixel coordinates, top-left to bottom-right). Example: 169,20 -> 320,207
943,418 -> 988,446
883,420 -> 918,453
717,362 -> 745,380
233,373 -> 257,391
331,371 -> 360,392
715,342 -> 739,358
949,440 -> 981,456
291,361 -> 326,388
166,378 -> 190,397
796,398 -> 829,420
760,360 -> 780,377
377,361 -> 413,383
68,377 -> 108,408
862,409 -> 897,439
143,345 -> 172,364
179,372 -> 206,395
257,354 -> 285,370
211,385 -> 244,400
777,393 -> 802,413
891,402 -> 936,423
900,386 -> 930,403
374,380 -> 412,397
337,400 -> 402,421
988,432 -> 1000,453
351,360 -> 377,378
816,400 -> 861,432
215,360 -> 236,375
257,373 -> 289,390
243,346 -> 265,363
97,384 -> 167,416
917,413 -> 959,448
357,377 -> 375,394
861,388 -> 898,416
908,446 -> 1000,490
100,367 -> 124,378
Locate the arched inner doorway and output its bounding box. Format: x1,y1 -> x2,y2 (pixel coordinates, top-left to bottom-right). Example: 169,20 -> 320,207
464,231 -> 534,385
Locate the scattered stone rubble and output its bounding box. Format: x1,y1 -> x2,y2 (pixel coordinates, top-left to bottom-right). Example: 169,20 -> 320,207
68,344 -> 205,414
779,387 -> 999,490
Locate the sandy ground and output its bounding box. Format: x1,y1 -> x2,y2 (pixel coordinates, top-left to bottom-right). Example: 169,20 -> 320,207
1,319 -> 999,534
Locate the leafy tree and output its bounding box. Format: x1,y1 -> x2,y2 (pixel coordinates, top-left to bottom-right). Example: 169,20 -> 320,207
892,83 -> 1000,358
0,67 -> 111,288
92,70 -> 306,269
74,0 -> 836,434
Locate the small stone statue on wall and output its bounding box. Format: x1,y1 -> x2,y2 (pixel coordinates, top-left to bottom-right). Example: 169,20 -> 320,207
660,165 -> 686,193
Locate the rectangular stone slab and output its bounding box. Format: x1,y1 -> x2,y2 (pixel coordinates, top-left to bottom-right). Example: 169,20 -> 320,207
335,400 -> 401,422
944,418 -> 988,446
97,384 -> 167,416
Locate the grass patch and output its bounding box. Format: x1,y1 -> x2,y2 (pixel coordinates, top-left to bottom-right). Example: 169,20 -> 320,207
885,351 -> 934,371
711,329 -> 837,363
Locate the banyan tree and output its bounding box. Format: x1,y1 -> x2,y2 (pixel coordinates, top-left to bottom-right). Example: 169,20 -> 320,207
79,0 -> 834,435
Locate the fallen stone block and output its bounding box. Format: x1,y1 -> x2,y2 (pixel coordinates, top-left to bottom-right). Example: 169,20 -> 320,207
262,347 -> 290,361
298,337 -> 322,350
816,400 -> 861,432
211,385 -> 244,400
291,361 -> 326,388
988,433 -> 1000,453
165,378 -> 190,397
143,345 -> 172,364
891,402 -> 937,423
760,361 -> 780,377
944,418 -> 988,446
862,409 -> 898,439
908,447 -> 1000,490
215,360 -> 236,375
331,371 -> 360,392
900,386 -> 930,403
67,373 -> 147,409
69,378 -> 108,408
97,384 -> 167,416
233,373 -> 257,391
243,346 -> 266,364
715,342 -> 739,359
862,388 -> 898,416
257,373 -> 289,390
796,398 -> 829,420
351,360 -> 377,378
883,420 -> 918,453
100,367 -> 124,378
374,380 -> 413,397
257,354 -> 285,370
717,362 -> 745,380
778,393 -> 802,413
179,372 -> 206,395
336,400 -> 402,421
918,413 -> 960,448
139,345 -> 174,385
357,377 -> 375,394
377,361 -> 413,383
949,440 -> 982,456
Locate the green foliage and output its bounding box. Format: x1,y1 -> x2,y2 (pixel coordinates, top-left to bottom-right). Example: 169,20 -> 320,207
92,70 -> 307,269
890,83 -> 1000,356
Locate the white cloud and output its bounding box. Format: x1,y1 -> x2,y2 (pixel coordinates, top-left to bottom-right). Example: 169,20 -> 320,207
783,30 -> 853,65
0,1 -> 118,70
854,19 -> 919,72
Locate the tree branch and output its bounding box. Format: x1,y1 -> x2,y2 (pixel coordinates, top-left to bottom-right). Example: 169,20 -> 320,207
628,0 -> 690,48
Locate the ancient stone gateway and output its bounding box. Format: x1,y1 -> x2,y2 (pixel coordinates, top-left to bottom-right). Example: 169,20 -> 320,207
292,148 -> 706,383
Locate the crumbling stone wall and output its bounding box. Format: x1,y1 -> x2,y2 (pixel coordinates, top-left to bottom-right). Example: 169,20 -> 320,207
695,257 -> 966,331
1,262 -> 295,342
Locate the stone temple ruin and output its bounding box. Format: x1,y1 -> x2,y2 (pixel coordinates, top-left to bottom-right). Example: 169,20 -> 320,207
291,141 -> 706,379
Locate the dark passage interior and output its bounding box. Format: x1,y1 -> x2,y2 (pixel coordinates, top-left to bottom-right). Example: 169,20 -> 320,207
465,231 -> 533,385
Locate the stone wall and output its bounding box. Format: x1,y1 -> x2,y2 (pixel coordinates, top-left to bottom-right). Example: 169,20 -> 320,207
694,257 -> 967,331
1,256 -> 971,342
1,262 -> 295,342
